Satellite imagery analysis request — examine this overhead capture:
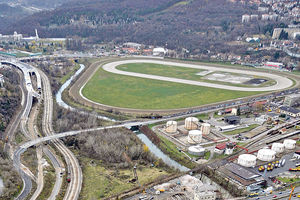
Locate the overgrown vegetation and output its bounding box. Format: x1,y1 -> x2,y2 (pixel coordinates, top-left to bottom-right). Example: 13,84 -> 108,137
0,69 -> 21,138
63,128 -> 174,199
0,154 -> 22,199
141,126 -> 196,169
32,58 -> 77,94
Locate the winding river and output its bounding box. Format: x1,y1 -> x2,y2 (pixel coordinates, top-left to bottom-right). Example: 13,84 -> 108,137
55,64 -> 116,121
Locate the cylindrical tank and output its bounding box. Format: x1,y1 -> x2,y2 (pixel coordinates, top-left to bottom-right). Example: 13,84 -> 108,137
238,154 -> 257,167
200,123 -> 211,135
188,146 -> 205,156
257,149 -> 276,162
187,130 -> 202,144
165,121 -> 177,133
283,139 -> 296,149
185,117 -> 199,130
271,143 -> 284,153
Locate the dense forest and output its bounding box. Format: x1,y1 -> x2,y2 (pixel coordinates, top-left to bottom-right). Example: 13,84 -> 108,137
0,69 -> 21,138
3,0 -> 272,54
63,128 -> 157,169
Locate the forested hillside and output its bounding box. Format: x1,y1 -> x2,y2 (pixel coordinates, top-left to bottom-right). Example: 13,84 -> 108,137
3,0 -> 267,53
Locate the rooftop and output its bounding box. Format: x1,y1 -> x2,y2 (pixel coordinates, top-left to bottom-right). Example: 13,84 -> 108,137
280,106 -> 300,114
225,163 -> 260,180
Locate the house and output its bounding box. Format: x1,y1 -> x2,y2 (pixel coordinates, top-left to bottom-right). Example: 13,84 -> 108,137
279,106 -> 300,118
214,143 -> 227,154
267,112 -> 279,121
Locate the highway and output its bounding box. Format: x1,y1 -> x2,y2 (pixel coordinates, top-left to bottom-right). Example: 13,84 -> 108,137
1,59 -> 66,200
38,68 -> 82,200
2,56 -> 299,200
102,59 -> 293,92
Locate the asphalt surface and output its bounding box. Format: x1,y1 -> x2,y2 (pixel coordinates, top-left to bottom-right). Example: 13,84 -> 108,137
39,68 -> 83,200
102,59 -> 293,91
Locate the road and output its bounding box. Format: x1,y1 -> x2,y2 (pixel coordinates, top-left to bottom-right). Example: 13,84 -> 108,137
38,68 -> 82,200
102,59 -> 293,91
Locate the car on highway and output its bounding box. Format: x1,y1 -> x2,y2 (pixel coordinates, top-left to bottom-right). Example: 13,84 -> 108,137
273,195 -> 277,198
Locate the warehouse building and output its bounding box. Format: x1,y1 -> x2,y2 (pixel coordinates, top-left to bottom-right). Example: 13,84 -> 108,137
283,94 -> 300,107
279,106 -> 300,118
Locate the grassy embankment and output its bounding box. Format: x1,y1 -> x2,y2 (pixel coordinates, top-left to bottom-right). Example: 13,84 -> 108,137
60,64 -> 80,85
157,135 -> 196,169
79,157 -> 170,199
82,67 -> 261,110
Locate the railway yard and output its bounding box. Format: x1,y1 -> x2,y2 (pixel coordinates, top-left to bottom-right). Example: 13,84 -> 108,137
0,56 -> 300,200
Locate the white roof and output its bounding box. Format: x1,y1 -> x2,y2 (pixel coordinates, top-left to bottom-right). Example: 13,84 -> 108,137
153,47 -> 166,53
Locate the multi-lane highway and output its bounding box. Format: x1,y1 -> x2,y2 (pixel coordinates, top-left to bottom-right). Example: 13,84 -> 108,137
38,68 -> 82,200
2,56 -> 300,200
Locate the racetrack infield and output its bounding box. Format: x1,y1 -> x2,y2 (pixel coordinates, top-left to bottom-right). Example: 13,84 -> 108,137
81,67 -> 262,110
69,58 -> 299,114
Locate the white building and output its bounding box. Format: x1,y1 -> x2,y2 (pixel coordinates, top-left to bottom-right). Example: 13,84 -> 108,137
283,94 -> 300,107
242,14 -> 250,23
153,47 -> 167,56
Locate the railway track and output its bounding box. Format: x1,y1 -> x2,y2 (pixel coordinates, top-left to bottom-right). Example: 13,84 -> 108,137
39,68 -> 82,200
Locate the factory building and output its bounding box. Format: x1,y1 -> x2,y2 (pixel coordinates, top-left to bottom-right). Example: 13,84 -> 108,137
214,142 -> 227,154
264,61 -> 285,70
283,94 -> 300,107
153,47 -> 167,56
220,163 -> 265,192
279,106 -> 300,118
224,116 -> 240,125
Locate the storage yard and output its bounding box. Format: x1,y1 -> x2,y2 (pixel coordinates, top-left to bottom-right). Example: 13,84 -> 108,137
140,92 -> 300,199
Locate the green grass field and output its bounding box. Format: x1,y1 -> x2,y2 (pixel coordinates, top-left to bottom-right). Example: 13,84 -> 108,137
80,157 -> 170,199
82,66 -> 262,110
116,63 -> 276,87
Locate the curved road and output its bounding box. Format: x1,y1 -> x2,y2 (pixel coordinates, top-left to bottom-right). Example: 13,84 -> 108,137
102,59 -> 293,92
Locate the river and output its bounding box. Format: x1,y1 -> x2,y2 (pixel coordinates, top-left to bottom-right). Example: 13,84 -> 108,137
55,64 -> 116,121
55,64 -> 188,172
136,132 -> 189,172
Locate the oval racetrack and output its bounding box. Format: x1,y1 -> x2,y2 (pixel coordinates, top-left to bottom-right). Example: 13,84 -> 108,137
102,59 -> 293,92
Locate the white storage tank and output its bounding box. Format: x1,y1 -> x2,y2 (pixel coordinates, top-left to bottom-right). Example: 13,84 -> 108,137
271,143 -> 284,153
185,117 -> 199,130
165,121 -> 177,133
283,139 -> 296,149
238,154 -> 257,168
188,130 -> 202,144
188,146 -> 206,156
257,149 -> 276,162
200,123 -> 211,135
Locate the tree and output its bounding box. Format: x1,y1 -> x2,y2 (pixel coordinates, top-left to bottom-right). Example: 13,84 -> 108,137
278,30 -> 288,40
273,51 -> 280,60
